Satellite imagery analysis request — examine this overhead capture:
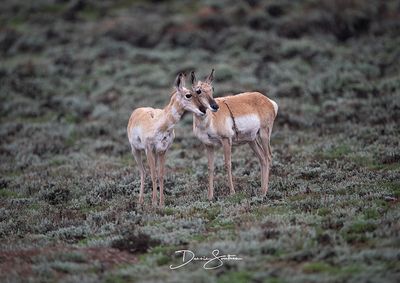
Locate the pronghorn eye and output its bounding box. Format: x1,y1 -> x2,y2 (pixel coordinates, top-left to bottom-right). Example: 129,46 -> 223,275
196,89 -> 201,94
185,94 -> 192,98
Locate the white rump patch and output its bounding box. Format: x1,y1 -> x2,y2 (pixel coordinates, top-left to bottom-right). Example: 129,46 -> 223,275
268,98 -> 278,116
130,126 -> 145,149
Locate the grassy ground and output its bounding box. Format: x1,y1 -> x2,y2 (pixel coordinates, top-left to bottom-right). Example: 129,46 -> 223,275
0,0 -> 399,282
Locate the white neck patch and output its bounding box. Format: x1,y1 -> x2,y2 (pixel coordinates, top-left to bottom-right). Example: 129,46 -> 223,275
171,106 -> 181,121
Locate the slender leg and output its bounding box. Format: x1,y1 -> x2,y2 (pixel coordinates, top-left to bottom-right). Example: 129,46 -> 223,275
146,146 -> 158,206
255,133 -> 268,191
205,145 -> 215,200
157,151 -> 166,206
132,148 -> 145,204
259,127 -> 272,196
221,138 -> 235,194
249,140 -> 267,193
256,135 -> 265,156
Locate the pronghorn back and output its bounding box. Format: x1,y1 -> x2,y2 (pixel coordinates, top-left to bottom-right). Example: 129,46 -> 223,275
212,92 -> 277,136
193,92 -> 277,146
216,92 -> 277,120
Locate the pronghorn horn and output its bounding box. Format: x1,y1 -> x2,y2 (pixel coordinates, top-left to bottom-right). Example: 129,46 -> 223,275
190,71 -> 197,86
206,69 -> 214,83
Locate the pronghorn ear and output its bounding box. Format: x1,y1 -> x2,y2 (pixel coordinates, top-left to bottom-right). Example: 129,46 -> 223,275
206,69 -> 214,83
181,72 -> 187,88
174,73 -> 183,91
190,71 -> 197,87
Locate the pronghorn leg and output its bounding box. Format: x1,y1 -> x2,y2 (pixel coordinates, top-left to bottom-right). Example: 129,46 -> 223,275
249,140 -> 267,194
157,151 -> 166,207
145,146 -> 158,206
221,138 -> 235,195
259,127 -> 272,195
205,145 -> 215,200
132,148 -> 145,204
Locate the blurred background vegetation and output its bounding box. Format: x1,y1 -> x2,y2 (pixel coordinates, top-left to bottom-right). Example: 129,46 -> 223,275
0,0 -> 399,282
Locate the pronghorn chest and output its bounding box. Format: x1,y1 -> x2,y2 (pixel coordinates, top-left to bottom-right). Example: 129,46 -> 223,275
130,125 -> 175,152
153,129 -> 175,152
194,122 -> 220,145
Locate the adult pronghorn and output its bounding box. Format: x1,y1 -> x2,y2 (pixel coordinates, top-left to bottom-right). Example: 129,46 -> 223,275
127,73 -> 217,206
191,70 -> 278,200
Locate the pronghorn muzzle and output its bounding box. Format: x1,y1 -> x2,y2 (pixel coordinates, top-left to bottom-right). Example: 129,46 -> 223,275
199,105 -> 207,115
210,99 -> 219,112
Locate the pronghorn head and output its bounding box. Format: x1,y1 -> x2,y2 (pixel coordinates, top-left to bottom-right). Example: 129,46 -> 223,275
190,69 -> 219,112
174,73 -> 208,116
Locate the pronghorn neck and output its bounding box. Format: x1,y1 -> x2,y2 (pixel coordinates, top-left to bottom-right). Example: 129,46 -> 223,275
161,92 -> 185,131
193,110 -> 212,130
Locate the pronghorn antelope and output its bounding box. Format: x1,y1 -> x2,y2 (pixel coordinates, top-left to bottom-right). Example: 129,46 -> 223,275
191,70 -> 278,200
127,73 -> 217,206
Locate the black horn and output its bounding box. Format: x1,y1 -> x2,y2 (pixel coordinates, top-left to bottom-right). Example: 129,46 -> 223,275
190,71 -> 197,86
206,69 -> 214,83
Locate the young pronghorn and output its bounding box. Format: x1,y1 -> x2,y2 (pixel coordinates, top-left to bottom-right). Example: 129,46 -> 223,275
191,70 -> 278,200
127,73 -> 216,206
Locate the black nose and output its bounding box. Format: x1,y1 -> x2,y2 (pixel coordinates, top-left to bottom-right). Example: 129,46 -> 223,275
211,101 -> 219,111
196,89 -> 201,94
199,105 -> 206,114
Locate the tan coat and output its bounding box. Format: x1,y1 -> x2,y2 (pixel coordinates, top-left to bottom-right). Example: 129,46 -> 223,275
190,69 -> 278,200
194,92 -> 278,146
